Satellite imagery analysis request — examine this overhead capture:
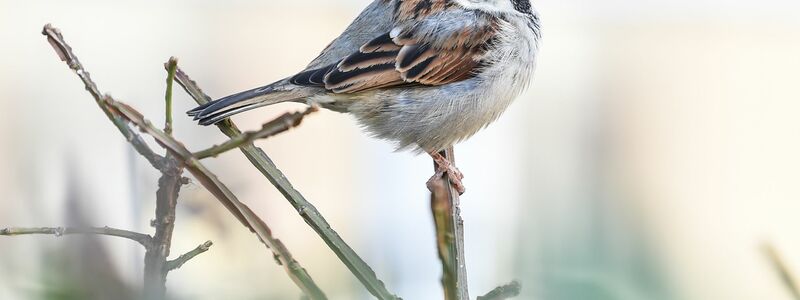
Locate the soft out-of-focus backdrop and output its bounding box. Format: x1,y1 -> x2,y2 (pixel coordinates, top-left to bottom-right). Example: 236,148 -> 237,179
2,0 -> 800,299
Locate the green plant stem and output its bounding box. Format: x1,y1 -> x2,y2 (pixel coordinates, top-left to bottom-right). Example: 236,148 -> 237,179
164,57 -> 178,135
172,67 -> 401,300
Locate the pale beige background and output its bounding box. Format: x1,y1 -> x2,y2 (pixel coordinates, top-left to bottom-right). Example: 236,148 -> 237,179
1,0 -> 799,299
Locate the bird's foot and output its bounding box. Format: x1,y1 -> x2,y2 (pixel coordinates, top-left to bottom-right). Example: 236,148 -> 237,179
427,151 -> 465,195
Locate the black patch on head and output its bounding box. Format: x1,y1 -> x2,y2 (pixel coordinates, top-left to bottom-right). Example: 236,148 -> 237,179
511,0 -> 532,14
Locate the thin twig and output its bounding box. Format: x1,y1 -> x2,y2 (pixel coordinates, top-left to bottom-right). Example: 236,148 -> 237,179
164,57 -> 178,135
43,25 -> 326,300
477,281 -> 521,300
763,243 -> 800,300
429,147 -> 469,300
166,240 -> 213,271
173,67 -> 401,300
42,24 -> 164,170
107,99 -> 327,300
193,107 -> 317,159
0,226 -> 151,247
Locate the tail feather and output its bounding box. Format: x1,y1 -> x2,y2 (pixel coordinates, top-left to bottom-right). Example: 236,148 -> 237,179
188,79 -> 313,125
197,100 -> 275,125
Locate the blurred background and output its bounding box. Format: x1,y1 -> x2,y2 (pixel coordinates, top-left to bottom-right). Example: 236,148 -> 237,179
1,0 -> 800,299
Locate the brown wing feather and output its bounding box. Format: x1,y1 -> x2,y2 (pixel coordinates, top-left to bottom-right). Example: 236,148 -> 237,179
290,0 -> 499,94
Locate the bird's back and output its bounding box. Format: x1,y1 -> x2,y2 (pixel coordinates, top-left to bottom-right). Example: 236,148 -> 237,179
304,0 -> 398,69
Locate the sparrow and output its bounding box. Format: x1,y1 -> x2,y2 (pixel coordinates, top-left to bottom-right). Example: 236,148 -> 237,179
188,0 -> 541,194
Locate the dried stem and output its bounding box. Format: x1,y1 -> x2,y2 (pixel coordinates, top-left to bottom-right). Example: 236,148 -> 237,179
429,147 -> 469,300
107,99 -> 327,300
0,226 -> 151,247
42,25 -> 325,300
173,67 -> 400,300
143,156 -> 183,299
167,241 -> 213,271
477,281 -> 521,300
193,107 -> 317,160
42,24 -> 164,170
764,244 -> 800,300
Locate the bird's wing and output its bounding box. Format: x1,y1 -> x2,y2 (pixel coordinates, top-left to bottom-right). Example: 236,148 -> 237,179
291,0 -> 500,93
304,0 -> 398,69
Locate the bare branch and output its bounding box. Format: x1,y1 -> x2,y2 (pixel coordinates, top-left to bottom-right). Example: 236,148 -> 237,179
143,155 -> 183,299
477,281 -> 521,300
43,24 -> 325,299
193,107 -> 317,160
107,99 -> 327,300
0,226 -> 151,247
429,147 -> 469,300
173,67 -> 400,300
764,243 -> 800,300
166,240 -> 213,271
42,24 -> 164,170
174,67 -> 213,103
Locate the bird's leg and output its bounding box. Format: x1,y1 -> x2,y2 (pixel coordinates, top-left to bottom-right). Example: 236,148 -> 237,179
427,151 -> 465,195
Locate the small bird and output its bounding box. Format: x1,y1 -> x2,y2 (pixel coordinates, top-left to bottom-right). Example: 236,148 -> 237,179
189,0 -> 541,193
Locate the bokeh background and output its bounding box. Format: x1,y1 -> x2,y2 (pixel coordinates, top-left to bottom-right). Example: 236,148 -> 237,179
2,0 -> 800,299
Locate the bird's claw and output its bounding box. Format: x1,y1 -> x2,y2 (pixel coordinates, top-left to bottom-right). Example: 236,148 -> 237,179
427,152 -> 466,195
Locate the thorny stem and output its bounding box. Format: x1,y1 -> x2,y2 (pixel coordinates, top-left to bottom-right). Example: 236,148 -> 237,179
0,226 -> 151,248
429,147 -> 469,300
193,107 -> 317,160
172,67 -> 400,300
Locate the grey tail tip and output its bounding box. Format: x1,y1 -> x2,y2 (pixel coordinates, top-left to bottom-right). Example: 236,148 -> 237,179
187,103 -> 230,126
186,102 -> 228,126
186,85 -> 273,126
